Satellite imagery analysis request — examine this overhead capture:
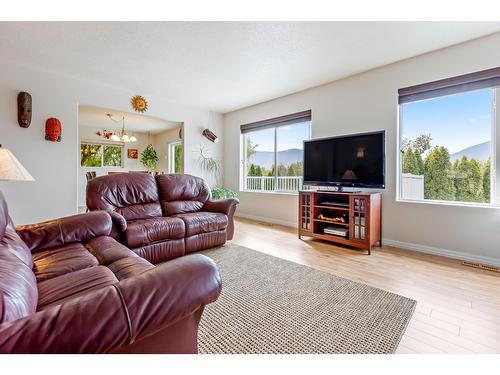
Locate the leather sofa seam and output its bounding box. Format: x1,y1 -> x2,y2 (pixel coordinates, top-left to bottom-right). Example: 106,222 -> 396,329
113,284 -> 134,344
57,220 -> 64,246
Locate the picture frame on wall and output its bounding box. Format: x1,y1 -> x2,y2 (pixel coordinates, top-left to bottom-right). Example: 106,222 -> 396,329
127,149 -> 138,159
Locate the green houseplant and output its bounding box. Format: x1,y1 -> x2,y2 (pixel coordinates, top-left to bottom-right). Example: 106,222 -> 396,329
196,145 -> 238,200
140,144 -> 159,172
211,186 -> 238,200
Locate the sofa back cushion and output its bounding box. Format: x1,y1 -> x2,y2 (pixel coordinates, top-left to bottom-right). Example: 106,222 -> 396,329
156,174 -> 211,216
0,191 -> 38,324
86,173 -> 162,221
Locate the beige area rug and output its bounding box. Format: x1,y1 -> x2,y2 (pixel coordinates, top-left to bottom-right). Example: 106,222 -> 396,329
198,244 -> 416,354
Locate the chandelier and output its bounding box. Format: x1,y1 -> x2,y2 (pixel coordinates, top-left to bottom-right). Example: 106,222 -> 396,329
106,113 -> 137,142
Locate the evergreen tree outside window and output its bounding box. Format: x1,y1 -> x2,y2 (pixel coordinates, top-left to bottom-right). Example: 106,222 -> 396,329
399,88 -> 495,204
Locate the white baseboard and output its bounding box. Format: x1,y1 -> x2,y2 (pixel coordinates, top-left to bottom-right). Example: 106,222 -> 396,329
382,238 -> 500,267
236,213 -> 500,267
235,213 -> 297,228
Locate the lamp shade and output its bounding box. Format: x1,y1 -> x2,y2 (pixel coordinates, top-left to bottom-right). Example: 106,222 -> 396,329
0,148 -> 35,182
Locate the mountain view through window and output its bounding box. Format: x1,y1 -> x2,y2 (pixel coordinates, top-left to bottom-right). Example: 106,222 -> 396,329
400,88 -> 493,204
244,121 -> 311,192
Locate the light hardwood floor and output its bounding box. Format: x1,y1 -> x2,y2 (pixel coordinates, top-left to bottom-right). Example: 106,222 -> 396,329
231,217 -> 500,354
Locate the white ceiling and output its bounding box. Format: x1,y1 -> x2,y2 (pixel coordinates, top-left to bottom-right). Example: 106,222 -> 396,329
1,22 -> 500,113
78,105 -> 180,134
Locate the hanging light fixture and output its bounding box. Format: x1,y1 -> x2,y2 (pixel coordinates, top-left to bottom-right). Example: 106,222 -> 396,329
106,114 -> 137,142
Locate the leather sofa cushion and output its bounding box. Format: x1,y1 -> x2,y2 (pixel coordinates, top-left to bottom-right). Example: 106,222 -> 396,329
37,266 -> 118,310
17,211 -> 112,253
185,230 -> 227,253
86,173 -> 162,220
86,236 -> 141,265
33,243 -> 99,282
107,257 -> 154,280
133,239 -> 185,264
156,174 -> 211,215
174,212 -> 228,237
125,217 -> 186,249
0,218 -> 38,324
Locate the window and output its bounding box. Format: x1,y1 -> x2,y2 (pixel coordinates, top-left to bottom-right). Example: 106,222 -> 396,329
398,67 -> 500,205
241,111 -> 311,192
168,141 -> 183,173
80,143 -> 123,167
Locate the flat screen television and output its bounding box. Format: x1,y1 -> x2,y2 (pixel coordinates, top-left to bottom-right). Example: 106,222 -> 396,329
303,130 -> 385,189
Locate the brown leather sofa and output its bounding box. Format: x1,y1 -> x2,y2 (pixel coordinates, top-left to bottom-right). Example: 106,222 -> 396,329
86,173 -> 239,264
0,191 -> 221,353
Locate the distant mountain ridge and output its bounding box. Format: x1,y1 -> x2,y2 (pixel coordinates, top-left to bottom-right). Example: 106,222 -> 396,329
249,148 -> 302,169
450,141 -> 490,161
250,143 -> 490,168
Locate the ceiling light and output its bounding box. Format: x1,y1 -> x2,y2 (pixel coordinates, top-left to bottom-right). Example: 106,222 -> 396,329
106,113 -> 137,143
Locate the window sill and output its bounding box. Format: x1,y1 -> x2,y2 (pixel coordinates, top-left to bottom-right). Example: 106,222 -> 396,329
240,189 -> 299,196
396,198 -> 499,209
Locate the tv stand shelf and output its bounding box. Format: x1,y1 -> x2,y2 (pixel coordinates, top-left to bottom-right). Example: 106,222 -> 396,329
298,190 -> 382,254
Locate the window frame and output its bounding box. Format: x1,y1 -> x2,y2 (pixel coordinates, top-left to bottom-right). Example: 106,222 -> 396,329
80,141 -> 124,168
396,87 -> 498,208
241,120 -> 311,194
168,140 -> 183,174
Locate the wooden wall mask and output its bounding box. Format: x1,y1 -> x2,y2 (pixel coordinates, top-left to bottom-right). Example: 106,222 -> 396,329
45,118 -> 62,142
17,92 -> 32,128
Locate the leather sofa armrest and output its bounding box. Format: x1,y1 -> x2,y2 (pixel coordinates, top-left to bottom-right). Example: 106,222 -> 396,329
203,198 -> 239,240
203,198 -> 239,215
115,253 -> 221,344
108,210 -> 127,232
0,284 -> 129,353
16,211 -> 112,252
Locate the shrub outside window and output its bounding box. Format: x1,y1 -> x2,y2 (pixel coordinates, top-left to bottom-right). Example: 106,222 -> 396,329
81,143 -> 123,167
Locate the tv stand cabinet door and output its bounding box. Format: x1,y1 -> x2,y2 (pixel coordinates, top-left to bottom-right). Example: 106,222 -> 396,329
298,192 -> 313,235
349,195 -> 370,247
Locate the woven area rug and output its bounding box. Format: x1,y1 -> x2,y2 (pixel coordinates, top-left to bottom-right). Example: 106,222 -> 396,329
198,244 -> 416,354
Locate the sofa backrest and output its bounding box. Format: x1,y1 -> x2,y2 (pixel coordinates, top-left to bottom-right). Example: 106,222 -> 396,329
86,173 -> 162,221
156,174 -> 211,216
0,191 -> 38,324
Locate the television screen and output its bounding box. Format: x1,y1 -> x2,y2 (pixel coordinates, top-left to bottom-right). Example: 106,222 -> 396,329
303,131 -> 385,188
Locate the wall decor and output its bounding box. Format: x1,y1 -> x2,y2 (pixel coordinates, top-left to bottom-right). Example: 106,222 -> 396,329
17,92 -> 32,128
128,148 -> 139,159
131,95 -> 148,113
202,128 -> 219,143
45,118 -> 62,142
95,129 -> 114,140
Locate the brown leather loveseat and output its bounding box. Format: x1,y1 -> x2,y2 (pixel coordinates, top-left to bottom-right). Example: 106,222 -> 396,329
0,191 -> 221,353
86,173 -> 239,264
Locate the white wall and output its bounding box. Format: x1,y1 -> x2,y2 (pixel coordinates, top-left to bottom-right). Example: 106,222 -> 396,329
223,32 -> 500,265
0,59 -> 223,225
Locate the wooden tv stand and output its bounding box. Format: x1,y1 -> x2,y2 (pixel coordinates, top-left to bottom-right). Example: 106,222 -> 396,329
298,190 -> 382,254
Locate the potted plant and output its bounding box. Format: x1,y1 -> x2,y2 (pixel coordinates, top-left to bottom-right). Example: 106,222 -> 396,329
140,144 -> 159,172
196,145 -> 238,200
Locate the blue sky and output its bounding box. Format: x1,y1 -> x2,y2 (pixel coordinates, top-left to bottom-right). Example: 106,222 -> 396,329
248,90 -> 492,156
247,121 -> 310,152
401,88 -> 492,154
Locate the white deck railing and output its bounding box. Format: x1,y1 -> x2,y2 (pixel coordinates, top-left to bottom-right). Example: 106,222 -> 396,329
245,176 -> 303,192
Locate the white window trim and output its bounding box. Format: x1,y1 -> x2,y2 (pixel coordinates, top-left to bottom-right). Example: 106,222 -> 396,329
396,87 -> 499,208
80,141 -> 124,168
240,121 -> 311,193
168,140 -> 182,174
